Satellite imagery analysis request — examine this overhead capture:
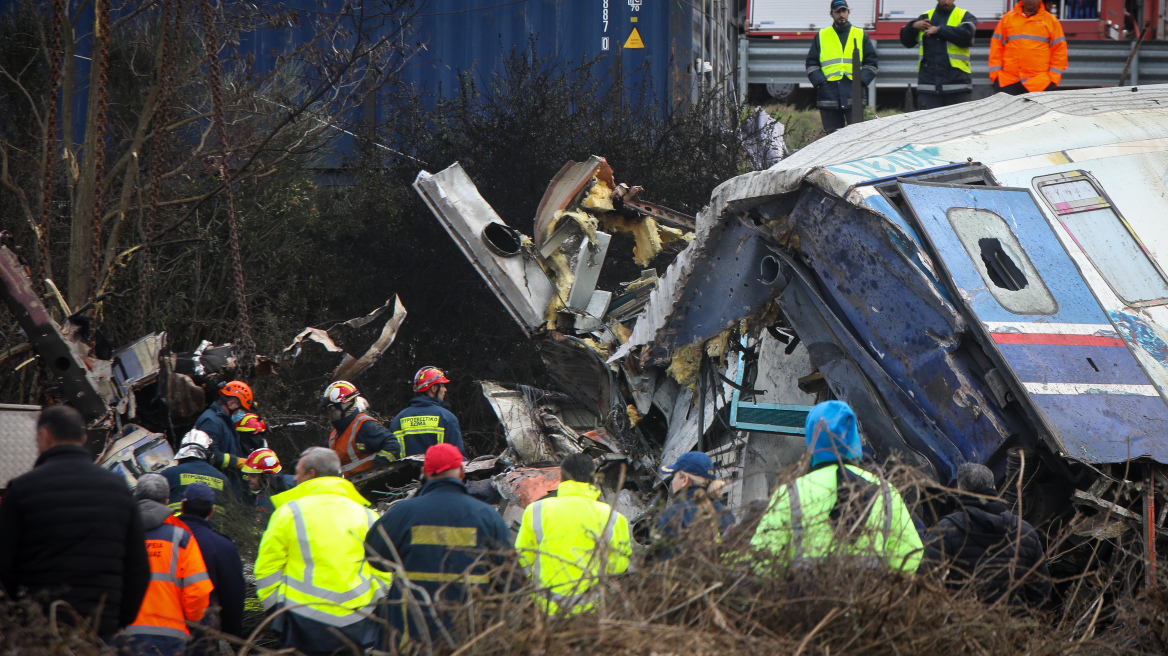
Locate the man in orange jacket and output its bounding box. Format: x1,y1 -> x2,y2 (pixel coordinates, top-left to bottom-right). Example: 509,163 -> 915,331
989,0 -> 1067,94
123,474 -> 213,656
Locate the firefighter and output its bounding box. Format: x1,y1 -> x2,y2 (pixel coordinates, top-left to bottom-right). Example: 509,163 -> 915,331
900,0 -> 978,109
989,0 -> 1067,94
241,448 -> 292,528
194,380 -> 253,475
805,0 -> 879,134
388,367 -> 464,458
750,401 -> 923,572
322,380 -> 400,477
159,429 -> 236,516
233,412 -> 270,455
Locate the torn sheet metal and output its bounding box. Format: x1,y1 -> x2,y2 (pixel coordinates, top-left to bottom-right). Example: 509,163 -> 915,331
415,164 -> 555,335
538,332 -> 616,421
481,381 -> 556,464
494,467 -> 561,509
611,185 -> 696,232
0,245 -> 109,420
111,333 -> 165,398
332,296 -> 408,381
98,425 -> 174,487
534,157 -> 615,251
566,231 -> 611,311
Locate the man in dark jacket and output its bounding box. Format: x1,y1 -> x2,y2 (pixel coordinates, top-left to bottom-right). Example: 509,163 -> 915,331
923,463 -> 1051,606
365,444 -> 512,646
806,0 -> 878,134
178,484 -> 246,655
388,367 -> 465,458
900,0 -> 977,109
0,405 -> 151,640
194,380 -> 251,475
161,429 -> 237,515
652,452 -> 735,560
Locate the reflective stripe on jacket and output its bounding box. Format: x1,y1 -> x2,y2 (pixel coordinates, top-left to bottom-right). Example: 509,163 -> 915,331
515,480 -> 631,615
328,413 -> 382,475
919,7 -> 971,73
750,464 -> 923,572
989,0 -> 1067,91
254,477 -> 390,628
389,396 -> 464,458
127,515 -> 212,640
817,25 -> 865,81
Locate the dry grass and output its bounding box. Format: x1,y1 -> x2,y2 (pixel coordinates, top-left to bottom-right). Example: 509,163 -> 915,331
764,103 -> 904,151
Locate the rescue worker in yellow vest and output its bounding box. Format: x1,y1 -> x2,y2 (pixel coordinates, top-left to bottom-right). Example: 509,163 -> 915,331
515,453 -> 631,615
900,0 -> 977,109
750,401 -> 923,572
805,0 -> 878,134
322,380 -> 400,478
253,447 -> 390,655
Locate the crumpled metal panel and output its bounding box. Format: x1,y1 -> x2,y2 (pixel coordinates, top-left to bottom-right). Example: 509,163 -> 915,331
0,404 -> 40,489
494,467 -> 561,509
480,381 -> 556,464
533,157 -> 614,250
414,164 -> 555,335
538,333 -> 615,421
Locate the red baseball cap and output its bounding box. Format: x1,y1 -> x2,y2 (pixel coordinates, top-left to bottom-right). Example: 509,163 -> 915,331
423,443 -> 463,476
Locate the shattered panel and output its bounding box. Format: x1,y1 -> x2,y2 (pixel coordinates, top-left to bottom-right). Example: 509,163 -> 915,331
538,333 -> 614,420
480,382 -> 555,464
414,164 -> 555,335
533,157 -> 614,250
332,296 -> 408,381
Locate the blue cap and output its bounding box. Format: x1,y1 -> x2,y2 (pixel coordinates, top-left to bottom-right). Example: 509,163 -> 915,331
831,0 -> 850,10
182,482 -> 215,503
660,452 -> 715,479
805,400 -> 862,467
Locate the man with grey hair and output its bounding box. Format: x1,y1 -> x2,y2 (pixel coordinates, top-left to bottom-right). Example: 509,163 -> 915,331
253,446 -> 390,655
922,462 -> 1050,606
124,474 -> 212,656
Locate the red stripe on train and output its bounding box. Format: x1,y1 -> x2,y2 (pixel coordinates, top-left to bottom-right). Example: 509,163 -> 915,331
990,332 -> 1125,347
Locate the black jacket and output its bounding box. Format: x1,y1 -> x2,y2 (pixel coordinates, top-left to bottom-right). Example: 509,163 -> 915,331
899,5 -> 977,93
922,495 -> 1051,606
0,444 -> 151,637
366,477 -> 512,642
805,23 -> 878,110
179,513 -> 246,642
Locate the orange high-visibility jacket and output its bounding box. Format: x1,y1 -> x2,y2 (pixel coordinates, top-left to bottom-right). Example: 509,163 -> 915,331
989,1 -> 1067,92
125,515 -> 212,641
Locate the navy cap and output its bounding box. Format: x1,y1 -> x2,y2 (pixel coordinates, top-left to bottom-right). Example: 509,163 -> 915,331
660,452 -> 715,479
831,0 -> 850,10
182,482 -> 215,503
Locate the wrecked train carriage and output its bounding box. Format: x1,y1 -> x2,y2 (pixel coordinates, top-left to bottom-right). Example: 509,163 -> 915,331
621,85 -> 1168,529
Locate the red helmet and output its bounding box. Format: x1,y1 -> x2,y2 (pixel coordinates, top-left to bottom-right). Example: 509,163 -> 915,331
221,380 -> 254,410
321,380 -> 361,407
412,367 -> 450,393
240,448 -> 282,474
234,413 -> 267,433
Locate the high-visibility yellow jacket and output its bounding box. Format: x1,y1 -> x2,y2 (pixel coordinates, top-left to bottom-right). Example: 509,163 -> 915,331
515,480 -> 631,614
750,463 -> 923,572
254,477 -> 391,630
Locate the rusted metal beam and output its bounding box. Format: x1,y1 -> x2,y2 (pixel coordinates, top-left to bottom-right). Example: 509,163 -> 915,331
612,184 -> 696,231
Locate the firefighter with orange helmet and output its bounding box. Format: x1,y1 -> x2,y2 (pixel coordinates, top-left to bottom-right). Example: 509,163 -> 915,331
322,380 -> 400,478
388,367 -> 464,459
194,380 -> 253,480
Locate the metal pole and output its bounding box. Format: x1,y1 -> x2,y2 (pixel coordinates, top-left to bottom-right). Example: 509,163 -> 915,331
1119,20 -> 1152,86
1147,465 -> 1157,588
851,41 -> 863,124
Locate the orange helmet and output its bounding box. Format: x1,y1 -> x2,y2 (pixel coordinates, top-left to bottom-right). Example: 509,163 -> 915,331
234,413 -> 267,433
412,367 -> 450,393
220,380 -> 254,410
240,448 -> 282,474
321,380 -> 361,408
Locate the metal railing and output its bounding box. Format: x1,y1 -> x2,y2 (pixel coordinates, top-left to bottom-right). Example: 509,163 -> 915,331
738,36 -> 1168,100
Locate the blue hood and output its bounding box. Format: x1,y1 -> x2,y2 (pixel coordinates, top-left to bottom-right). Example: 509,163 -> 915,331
805,401 -> 862,467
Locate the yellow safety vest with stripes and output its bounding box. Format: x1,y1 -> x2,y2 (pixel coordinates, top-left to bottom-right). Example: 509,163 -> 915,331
918,7 -> 972,73
393,414 -> 445,458
514,480 -> 632,615
254,476 -> 391,627
817,25 -> 866,81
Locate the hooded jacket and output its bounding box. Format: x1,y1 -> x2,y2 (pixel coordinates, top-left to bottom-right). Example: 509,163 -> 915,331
0,444 -> 151,638
127,500 -> 212,640
922,495 -> 1051,605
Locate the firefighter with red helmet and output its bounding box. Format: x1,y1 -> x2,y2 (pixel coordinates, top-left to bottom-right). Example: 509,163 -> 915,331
388,367 -> 464,459
240,448 -> 292,528
322,380 -> 400,477
194,380 -> 253,479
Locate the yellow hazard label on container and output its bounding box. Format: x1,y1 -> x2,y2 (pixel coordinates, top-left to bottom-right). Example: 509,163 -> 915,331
624,27 -> 644,49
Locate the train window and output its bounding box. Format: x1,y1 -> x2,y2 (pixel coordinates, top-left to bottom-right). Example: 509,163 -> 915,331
947,207 -> 1058,315
1035,171 -> 1168,306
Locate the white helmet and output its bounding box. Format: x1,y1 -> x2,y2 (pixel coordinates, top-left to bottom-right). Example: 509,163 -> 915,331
175,429 -> 214,461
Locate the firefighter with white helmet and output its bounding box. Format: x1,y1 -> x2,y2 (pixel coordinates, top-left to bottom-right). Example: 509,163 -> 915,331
322,380 -> 400,477
160,429 -> 236,517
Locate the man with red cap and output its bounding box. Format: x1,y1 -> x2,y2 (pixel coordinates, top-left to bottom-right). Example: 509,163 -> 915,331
365,443 -> 511,646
